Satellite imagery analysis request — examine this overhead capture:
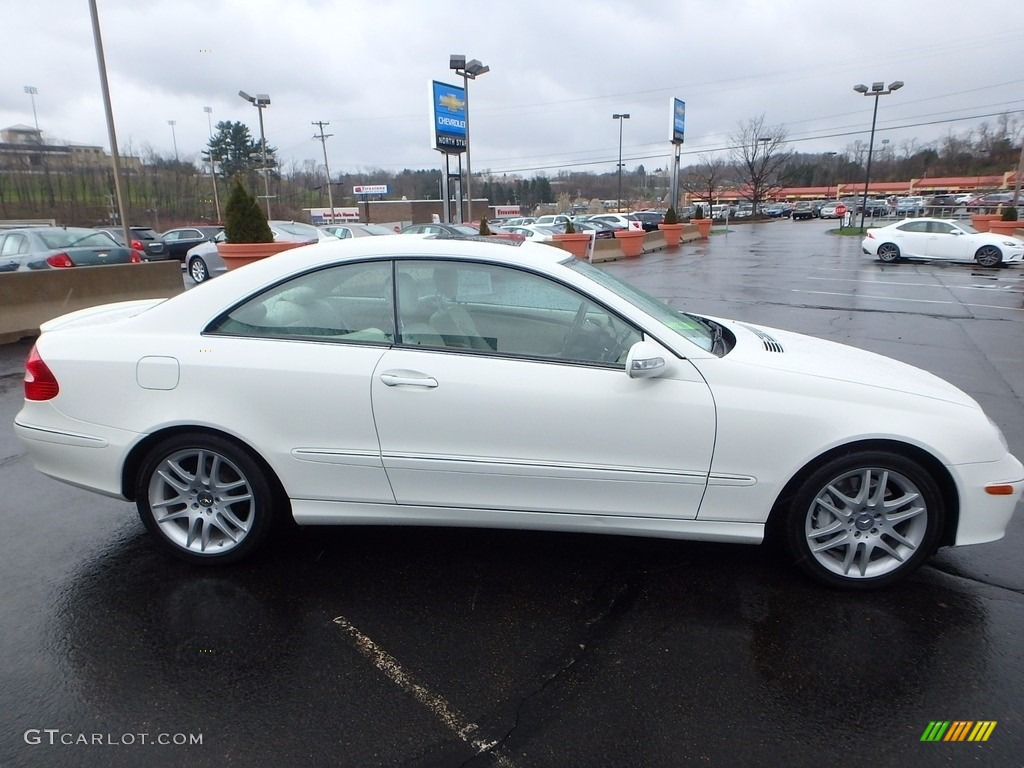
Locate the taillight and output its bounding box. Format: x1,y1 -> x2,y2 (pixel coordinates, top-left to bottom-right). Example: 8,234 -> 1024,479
130,249 -> 144,263
46,252 -> 75,268
25,346 -> 59,401
130,239 -> 144,251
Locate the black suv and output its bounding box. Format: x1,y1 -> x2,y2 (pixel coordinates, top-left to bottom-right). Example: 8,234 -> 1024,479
94,227 -> 169,261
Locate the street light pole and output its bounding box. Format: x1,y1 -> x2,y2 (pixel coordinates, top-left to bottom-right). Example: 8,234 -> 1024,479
239,90 -> 272,219
824,151 -> 837,199
612,113 -> 630,212
23,86 -> 40,136
167,120 -> 178,162
450,55 -> 489,223
203,106 -> 221,222
853,80 -> 903,230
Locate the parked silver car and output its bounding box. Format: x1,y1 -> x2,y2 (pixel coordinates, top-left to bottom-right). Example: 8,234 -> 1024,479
184,221 -> 332,283
0,227 -> 141,272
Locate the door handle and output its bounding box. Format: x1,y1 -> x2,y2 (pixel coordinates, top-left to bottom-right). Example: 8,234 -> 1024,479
380,372 -> 438,388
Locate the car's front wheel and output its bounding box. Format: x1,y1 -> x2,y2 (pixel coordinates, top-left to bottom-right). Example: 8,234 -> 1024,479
876,243 -> 900,262
975,245 -> 1003,268
783,451 -> 944,589
188,256 -> 209,283
135,433 -> 279,564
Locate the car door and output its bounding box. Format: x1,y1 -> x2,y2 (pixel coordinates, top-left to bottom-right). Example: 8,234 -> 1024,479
370,259 -> 716,519
889,220 -> 930,258
924,221 -> 971,261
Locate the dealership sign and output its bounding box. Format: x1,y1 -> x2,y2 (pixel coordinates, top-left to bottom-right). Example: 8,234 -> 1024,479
353,185 -> 388,195
431,80 -> 467,153
670,98 -> 685,144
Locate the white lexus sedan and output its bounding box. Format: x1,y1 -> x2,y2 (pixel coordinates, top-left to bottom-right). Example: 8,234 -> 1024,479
15,238 -> 1023,589
862,217 -> 1024,267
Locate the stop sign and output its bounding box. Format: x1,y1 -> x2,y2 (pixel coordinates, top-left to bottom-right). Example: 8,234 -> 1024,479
835,204 -> 847,216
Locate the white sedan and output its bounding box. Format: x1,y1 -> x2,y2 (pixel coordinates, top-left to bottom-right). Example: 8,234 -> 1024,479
14,238 -> 1023,589
862,218 -> 1024,267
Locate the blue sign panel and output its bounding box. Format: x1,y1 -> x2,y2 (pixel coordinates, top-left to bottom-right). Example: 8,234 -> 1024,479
432,80 -> 467,154
671,98 -> 686,145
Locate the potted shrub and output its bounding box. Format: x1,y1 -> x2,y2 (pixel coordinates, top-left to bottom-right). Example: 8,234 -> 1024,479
658,207 -> 685,248
217,177 -> 303,270
692,204 -> 713,239
988,205 -> 1021,236
613,219 -> 647,257
553,217 -> 592,259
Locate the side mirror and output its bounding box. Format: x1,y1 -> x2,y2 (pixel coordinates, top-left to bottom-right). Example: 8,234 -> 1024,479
625,340 -> 667,379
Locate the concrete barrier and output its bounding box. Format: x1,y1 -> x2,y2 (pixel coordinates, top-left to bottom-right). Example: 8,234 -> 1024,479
0,261 -> 184,344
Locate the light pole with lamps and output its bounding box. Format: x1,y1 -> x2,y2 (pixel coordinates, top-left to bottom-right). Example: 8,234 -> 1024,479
824,151 -> 837,199
450,55 -> 489,223
203,106 -> 221,222
167,120 -> 178,162
853,80 -> 903,229
239,90 -> 272,218
23,86 -> 41,136
612,113 -> 630,212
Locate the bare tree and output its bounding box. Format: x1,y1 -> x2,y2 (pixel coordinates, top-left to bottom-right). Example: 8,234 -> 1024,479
729,114 -> 791,212
680,154 -> 729,215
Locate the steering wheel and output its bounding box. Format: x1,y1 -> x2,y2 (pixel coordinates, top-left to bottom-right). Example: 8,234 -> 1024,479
560,302 -> 590,355
600,327 -> 635,363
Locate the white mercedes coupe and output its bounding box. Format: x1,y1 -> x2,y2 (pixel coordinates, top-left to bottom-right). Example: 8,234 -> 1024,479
15,237 -> 1023,589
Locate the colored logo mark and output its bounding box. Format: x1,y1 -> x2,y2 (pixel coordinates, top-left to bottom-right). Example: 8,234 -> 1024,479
921,721 -> 997,742
439,93 -> 464,112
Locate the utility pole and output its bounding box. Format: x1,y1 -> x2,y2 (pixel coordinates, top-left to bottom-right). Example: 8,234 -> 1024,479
312,121 -> 335,221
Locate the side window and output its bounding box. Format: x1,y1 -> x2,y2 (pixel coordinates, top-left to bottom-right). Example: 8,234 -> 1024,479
898,221 -> 928,233
393,261 -> 641,366
1,234 -> 27,256
208,260 -> 395,344
928,221 -> 956,235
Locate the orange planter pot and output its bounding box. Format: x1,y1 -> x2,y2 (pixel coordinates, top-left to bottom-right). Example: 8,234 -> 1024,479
613,229 -> 646,257
693,219 -> 713,239
970,213 -> 1000,232
658,222 -> 685,248
552,233 -> 592,259
987,220 -> 1022,237
217,241 -> 307,270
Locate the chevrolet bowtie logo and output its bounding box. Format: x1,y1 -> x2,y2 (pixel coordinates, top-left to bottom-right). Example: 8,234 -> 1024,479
440,93 -> 465,112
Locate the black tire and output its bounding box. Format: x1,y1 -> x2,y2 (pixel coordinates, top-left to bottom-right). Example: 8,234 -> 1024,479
782,450 -> 945,590
189,256 -> 209,283
135,433 -> 280,565
975,246 -> 1002,268
876,243 -> 900,263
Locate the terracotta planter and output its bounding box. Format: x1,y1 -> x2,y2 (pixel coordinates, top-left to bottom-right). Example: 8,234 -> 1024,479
658,222 -> 685,248
552,232 -> 592,259
988,219 -> 1022,237
217,241 -> 307,271
613,229 -> 646,258
970,213 -> 1000,232
693,219 -> 713,239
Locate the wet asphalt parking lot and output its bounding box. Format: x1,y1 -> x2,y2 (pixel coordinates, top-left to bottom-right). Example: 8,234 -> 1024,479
1,217 -> 1023,767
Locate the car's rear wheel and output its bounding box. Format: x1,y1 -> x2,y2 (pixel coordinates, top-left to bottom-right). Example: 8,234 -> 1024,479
783,451 -> 944,589
975,246 -> 1002,268
136,433 -> 278,564
189,256 -> 209,283
876,243 -> 900,262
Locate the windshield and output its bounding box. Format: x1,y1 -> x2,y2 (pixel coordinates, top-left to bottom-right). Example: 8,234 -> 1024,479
565,260 -> 714,352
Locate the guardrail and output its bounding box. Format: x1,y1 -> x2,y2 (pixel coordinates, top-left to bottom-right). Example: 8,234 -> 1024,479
0,261 -> 184,344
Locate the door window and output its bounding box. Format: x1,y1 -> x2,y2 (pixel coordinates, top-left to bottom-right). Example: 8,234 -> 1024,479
393,260 -> 641,365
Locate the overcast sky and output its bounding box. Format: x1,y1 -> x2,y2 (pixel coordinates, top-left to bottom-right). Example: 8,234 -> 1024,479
4,0 -> 1024,180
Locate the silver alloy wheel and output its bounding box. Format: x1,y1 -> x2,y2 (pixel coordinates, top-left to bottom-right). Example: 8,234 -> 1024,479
189,257 -> 208,283
147,447 -> 255,555
876,243 -> 900,262
975,245 -> 1001,268
804,466 -> 929,580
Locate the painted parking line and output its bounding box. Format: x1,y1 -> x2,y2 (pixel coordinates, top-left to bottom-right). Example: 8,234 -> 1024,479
333,616 -> 517,767
805,275 -> 1024,292
792,289 -> 1023,312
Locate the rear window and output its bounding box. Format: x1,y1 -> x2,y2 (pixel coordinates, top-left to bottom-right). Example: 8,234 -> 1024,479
40,229 -> 118,249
